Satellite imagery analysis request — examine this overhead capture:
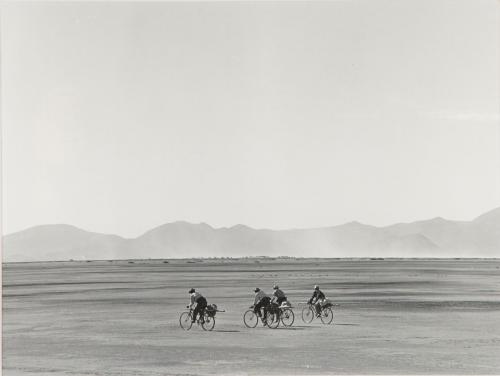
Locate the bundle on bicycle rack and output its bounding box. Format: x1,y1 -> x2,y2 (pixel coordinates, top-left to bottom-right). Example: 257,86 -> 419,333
205,304 -> 224,317
321,298 -> 333,308
279,300 -> 292,308
205,304 -> 217,317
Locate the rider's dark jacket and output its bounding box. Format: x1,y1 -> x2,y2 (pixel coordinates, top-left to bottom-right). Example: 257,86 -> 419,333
254,290 -> 268,305
273,288 -> 286,299
309,289 -> 325,303
190,292 -> 206,306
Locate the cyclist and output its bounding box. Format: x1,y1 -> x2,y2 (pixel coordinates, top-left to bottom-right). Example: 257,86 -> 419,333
308,285 -> 326,317
253,288 -> 271,325
188,288 -> 207,324
272,284 -> 288,306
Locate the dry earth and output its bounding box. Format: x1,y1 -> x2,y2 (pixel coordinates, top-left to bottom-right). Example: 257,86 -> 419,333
3,258 -> 500,375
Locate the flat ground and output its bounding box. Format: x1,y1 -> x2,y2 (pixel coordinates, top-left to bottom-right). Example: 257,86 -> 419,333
3,259 -> 500,375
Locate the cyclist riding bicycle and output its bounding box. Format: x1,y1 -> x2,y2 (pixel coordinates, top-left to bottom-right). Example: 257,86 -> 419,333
308,285 -> 326,317
188,288 -> 208,324
253,288 -> 271,325
272,284 -> 288,306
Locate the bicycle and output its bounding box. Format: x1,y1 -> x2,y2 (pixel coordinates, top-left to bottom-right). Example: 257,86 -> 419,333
179,306 -> 216,331
301,301 -> 335,325
243,306 -> 279,329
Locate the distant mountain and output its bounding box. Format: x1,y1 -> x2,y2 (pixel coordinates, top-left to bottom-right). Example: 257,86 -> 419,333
474,207 -> 500,224
3,208 -> 500,262
2,225 -> 127,262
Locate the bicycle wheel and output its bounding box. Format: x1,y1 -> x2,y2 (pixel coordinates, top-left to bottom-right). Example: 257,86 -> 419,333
202,313 -> 215,331
301,306 -> 314,323
281,308 -> 295,327
179,312 -> 193,330
320,306 -> 334,325
266,312 -> 279,329
243,309 -> 258,328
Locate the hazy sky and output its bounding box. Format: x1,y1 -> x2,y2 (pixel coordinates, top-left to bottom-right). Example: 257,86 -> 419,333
2,1 -> 499,237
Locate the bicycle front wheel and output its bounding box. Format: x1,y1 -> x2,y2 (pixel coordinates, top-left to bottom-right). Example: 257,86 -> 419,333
281,308 -> 295,327
179,312 -> 193,330
266,312 -> 279,329
301,306 -> 314,323
320,306 -> 334,325
243,309 -> 258,328
202,314 -> 215,331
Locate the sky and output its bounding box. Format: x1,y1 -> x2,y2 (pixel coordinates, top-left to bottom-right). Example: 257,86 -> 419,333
2,0 -> 499,237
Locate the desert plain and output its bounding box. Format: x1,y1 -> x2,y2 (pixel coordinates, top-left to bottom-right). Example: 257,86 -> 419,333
3,258 -> 500,375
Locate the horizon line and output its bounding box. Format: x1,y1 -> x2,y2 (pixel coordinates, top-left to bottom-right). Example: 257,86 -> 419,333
4,256 -> 500,265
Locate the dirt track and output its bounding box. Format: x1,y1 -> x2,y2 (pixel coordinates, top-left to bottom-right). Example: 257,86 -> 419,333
3,259 -> 500,375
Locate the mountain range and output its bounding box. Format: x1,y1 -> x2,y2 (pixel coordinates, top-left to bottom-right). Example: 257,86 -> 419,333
3,208 -> 500,262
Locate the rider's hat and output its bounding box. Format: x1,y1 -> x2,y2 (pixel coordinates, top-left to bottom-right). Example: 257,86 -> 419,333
273,284 -> 279,289
188,288 -> 195,294
254,287 -> 260,292
314,285 -> 319,290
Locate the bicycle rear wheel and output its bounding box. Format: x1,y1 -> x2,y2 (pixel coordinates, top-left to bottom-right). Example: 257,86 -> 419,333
202,313 -> 215,331
320,306 -> 334,325
179,312 -> 193,330
281,308 -> 295,327
243,309 -> 258,328
301,306 -> 314,323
